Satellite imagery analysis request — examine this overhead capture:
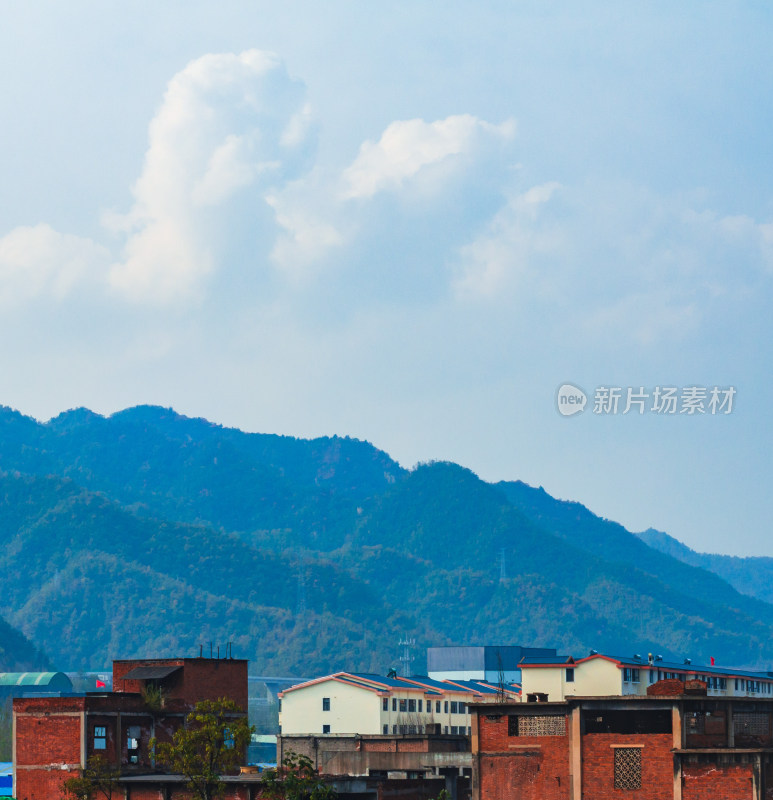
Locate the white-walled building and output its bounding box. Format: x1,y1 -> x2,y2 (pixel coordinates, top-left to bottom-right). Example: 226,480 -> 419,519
279,672 -> 519,736
520,652 -> 773,701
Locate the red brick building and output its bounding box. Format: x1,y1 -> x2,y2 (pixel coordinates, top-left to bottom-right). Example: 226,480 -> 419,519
13,656 -> 248,800
471,684 -> 773,800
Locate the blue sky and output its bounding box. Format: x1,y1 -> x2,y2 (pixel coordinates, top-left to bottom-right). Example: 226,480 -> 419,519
1,2 -> 771,555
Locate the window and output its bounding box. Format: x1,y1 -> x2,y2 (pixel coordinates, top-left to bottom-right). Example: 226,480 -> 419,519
408,699 -> 416,712
93,726 -> 106,750
392,698 -> 397,712
450,726 -> 458,734
278,699 -> 282,711
622,668 -> 640,683
585,710 -> 671,734
400,699 -> 407,712
614,748 -> 642,789
468,727 -> 472,735
322,725 -> 330,734
392,725 -> 397,734
322,697 -> 330,711
648,670 -> 655,684
383,724 -> 388,735
436,701 -> 441,713
127,726 -> 141,764
408,725 -> 416,734
450,701 -> 458,714
444,701 -> 449,713
383,698 -> 389,711
418,699 -> 423,712
459,703 -> 466,714
224,728 -> 234,749
444,726 -> 448,734
565,668 -> 574,682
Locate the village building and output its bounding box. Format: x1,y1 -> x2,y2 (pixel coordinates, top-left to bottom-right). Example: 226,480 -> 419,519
471,678 -> 773,800
278,672 -> 520,738
12,656 -> 248,800
519,651 -> 773,702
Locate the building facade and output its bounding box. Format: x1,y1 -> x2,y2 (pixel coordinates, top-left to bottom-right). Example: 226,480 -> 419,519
471,681 -> 773,800
427,646 -> 556,685
13,656 -> 248,800
520,652 -> 773,702
279,673 -> 519,738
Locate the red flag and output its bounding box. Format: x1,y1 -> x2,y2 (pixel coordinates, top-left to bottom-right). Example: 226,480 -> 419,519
96,679 -> 106,688
710,657 -> 715,666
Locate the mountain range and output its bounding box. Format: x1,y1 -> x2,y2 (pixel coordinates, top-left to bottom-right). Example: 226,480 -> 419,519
0,404 -> 771,676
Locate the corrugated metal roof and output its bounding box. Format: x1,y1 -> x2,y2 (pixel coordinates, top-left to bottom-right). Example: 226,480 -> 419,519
0,672 -> 72,689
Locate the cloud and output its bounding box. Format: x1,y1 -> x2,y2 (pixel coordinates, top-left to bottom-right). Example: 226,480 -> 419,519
0,224 -> 110,306
342,115 -> 515,199
106,49 -> 314,304
268,114 -> 518,284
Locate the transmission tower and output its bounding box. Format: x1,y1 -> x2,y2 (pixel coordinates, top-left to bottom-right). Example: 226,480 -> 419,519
398,636 -> 415,677
296,570 -> 307,617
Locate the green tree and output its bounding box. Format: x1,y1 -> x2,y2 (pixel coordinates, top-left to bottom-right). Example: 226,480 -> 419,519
61,755 -> 121,800
262,753 -> 337,800
152,698 -> 253,800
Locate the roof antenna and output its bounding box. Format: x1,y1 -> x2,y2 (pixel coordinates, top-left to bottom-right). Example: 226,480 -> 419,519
210,642 -> 213,659
200,644 -> 203,658
217,645 -> 220,659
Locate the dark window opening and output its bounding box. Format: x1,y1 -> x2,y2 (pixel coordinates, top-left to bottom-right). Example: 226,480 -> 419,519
93,726 -> 106,751
322,697 -> 330,711
383,698 -> 388,711
585,710 -> 672,735
127,726 -> 141,764
566,668 -> 575,683
322,725 -> 330,734
408,699 -> 416,712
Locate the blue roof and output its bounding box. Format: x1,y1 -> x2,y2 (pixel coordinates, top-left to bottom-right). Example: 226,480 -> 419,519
587,654 -> 773,680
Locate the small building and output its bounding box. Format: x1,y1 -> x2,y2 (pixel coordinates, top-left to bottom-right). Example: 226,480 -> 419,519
520,651 -> 773,702
428,646 -> 557,685
279,673 -> 519,738
13,656 -> 248,800
471,680 -> 773,800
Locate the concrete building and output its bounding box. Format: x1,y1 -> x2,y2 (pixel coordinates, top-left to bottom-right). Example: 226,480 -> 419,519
520,651 -> 773,702
13,656 -> 247,800
279,673 -> 519,738
428,646 -> 556,685
471,678 -> 773,800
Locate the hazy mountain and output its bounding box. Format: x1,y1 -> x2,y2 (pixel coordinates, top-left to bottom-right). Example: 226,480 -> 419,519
638,528 -> 773,607
2,404 -> 773,674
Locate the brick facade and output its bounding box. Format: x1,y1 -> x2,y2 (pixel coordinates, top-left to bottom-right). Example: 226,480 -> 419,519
472,696 -> 773,800
14,656 -> 248,799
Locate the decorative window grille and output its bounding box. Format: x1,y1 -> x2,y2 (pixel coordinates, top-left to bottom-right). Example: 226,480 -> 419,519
614,748 -> 642,789
511,715 -> 565,737
734,713 -> 769,736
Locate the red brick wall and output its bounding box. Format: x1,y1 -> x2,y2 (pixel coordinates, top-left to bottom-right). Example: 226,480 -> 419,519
477,713 -> 570,800
15,714 -> 81,765
113,658 -> 248,710
682,762 -> 754,800
581,733 -> 673,800
15,767 -> 81,800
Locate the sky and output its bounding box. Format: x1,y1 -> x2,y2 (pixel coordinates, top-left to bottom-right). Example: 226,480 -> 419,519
1,1 -> 771,555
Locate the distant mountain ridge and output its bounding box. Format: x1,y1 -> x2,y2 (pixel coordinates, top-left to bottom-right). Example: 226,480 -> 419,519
637,528 -> 773,607
1,403 -> 772,674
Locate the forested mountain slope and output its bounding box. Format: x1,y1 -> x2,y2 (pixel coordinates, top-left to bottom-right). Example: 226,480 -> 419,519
1,404 -> 771,673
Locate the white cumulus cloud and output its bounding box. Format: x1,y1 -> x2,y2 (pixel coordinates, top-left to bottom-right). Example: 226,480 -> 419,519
342,115 -> 515,199
107,49 -> 313,304
0,224 -> 110,306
